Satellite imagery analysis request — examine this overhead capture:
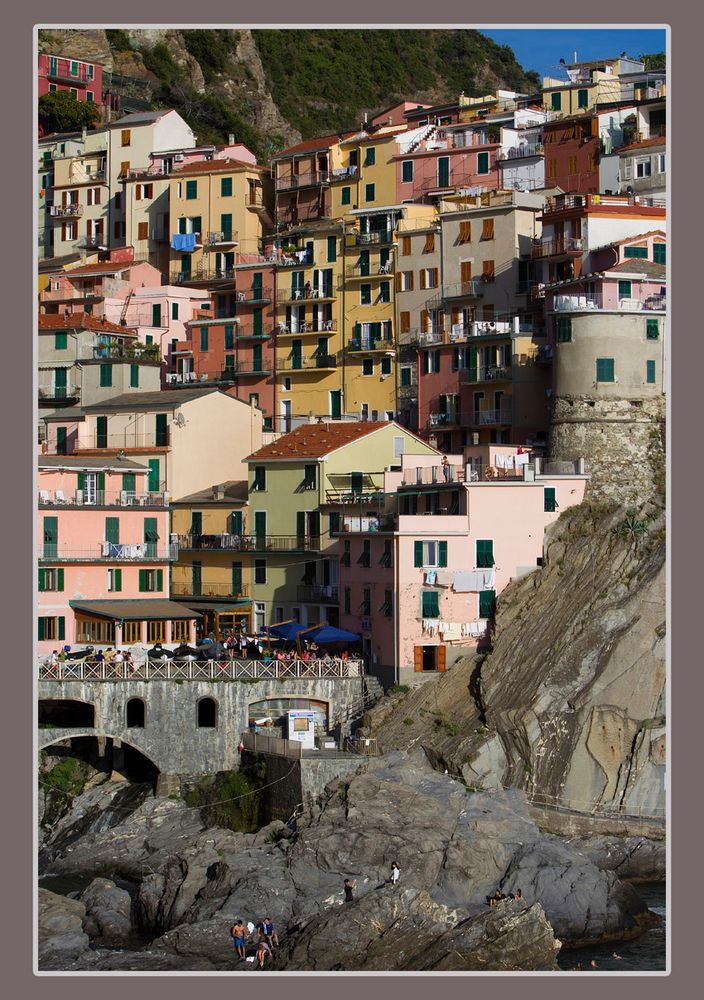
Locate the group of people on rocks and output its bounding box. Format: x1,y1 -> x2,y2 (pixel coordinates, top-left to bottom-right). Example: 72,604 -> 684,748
229,916 -> 279,968
486,887 -> 523,905
343,863 -> 401,902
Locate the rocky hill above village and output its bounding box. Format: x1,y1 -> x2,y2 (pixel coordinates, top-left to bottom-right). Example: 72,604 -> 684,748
37,28 -> 541,158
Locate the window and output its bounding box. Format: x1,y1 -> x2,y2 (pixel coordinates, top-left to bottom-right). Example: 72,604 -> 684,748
419,268 -> 438,289
364,146 -> 376,166
424,232 -> 435,253
254,559 -> 267,584
636,158 -> 652,178
99,363 -> 112,387
224,323 -> 235,350
421,590 -> 440,619
458,221 -> 471,244
379,281 -> 391,303
126,698 -> 145,728
646,319 -> 660,341
596,357 -> 615,383
186,180 -> 197,200
400,366 -> 412,387
358,540 -> 371,567
221,176 -> 233,197
414,540 -> 448,568
55,333 -> 67,350
381,356 -> 392,375
397,271 -> 414,292
137,220 -> 149,241
577,89 -> 589,108
327,235 -> 337,262
647,360 -> 656,384
341,187 -> 351,205
380,540 -> 393,568
365,183 -> 375,202
130,364 -> 139,388
344,587 -> 351,615
38,568 -> 64,592
171,301 -> 179,320
342,540 -> 351,566
37,616 -> 65,642
49,83 -> 57,93
482,260 -> 495,282
401,236 -> 412,256
653,243 -> 666,264
618,280 -> 632,300
556,317 -> 572,342
115,192 -> 122,210
623,244 -> 648,259
121,129 -> 131,147
303,464 -> 317,490
547,158 -> 557,179
199,327 -> 209,352
479,590 -> 496,619
69,89 -> 79,100
551,92 -> 562,111
402,160 -> 414,183
360,284 -> 372,305
362,358 -> 374,376
477,151 -> 489,175
107,568 -> 122,592
380,590 -> 393,617
544,487 -> 557,513
122,620 -> 141,644
139,569 -> 164,593
476,539 -> 494,568
252,466 -> 266,491
481,218 -> 494,241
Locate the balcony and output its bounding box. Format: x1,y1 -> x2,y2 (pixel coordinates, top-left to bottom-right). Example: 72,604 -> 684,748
171,581 -> 250,599
497,143 -> 544,161
40,543 -> 175,562
175,533 -> 321,552
346,338 -> 394,354
470,408 -> 513,426
170,233 -> 203,253
276,319 -> 337,336
50,205 -> 83,218
236,286 -> 274,305
276,286 -> 335,305
172,267 -> 235,285
401,464 -> 466,486
275,170 -> 330,192
328,166 -> 359,183
78,235 -> 107,251
75,430 -> 170,451
462,365 -> 512,383
46,63 -> 93,85
425,281 -> 484,310
275,249 -> 314,267
551,292 -> 666,313
278,354 -> 338,372
345,230 -> 395,249
531,237 -> 584,259
39,488 -> 168,508
92,343 -> 161,362
206,231 -> 238,248
429,411 -> 462,428
38,385 -> 79,403
332,513 -> 396,534
297,584 -> 339,603
343,261 -> 394,280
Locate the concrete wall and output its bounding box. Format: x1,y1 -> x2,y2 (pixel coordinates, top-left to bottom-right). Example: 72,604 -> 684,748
37,676 -> 367,775
253,752 -> 370,820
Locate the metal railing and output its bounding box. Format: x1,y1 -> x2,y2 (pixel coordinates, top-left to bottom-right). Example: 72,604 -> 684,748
525,790 -> 665,824
344,262 -> 394,279
531,237 -> 584,258
39,543 -> 175,561
206,231 -> 238,245
274,250 -> 314,267
170,581 -> 250,598
38,656 -> 365,681
277,354 -> 337,371
328,166 -> 359,182
429,411 -> 461,427
38,385 -> 79,401
332,514 -> 396,533
276,286 -> 335,303
276,319 -> 337,335
92,344 -> 161,361
241,730 -> 378,759
551,292 -> 666,312
497,143 -> 544,161
175,532 -> 321,552
275,170 -> 330,191
38,490 -> 168,508
345,231 -> 395,248
50,205 -> 83,218
402,464 -> 466,486
296,584 -> 339,602
425,280 -> 484,310
462,365 -> 512,383
75,431 -> 170,451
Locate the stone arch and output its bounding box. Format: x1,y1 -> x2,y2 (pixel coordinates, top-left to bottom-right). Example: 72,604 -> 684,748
197,696 -> 218,728
38,733 -> 161,784
38,698 -> 95,728
126,697 -> 146,729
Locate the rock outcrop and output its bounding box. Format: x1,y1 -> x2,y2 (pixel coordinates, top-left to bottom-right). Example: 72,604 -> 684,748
38,889 -> 90,969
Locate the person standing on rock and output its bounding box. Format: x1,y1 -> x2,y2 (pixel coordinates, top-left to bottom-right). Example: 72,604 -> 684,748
389,863 -> 400,887
230,918 -> 247,961
343,878 -> 356,903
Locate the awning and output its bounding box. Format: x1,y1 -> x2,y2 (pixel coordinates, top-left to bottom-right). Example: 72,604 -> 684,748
69,599 -> 202,620
179,600 -> 251,612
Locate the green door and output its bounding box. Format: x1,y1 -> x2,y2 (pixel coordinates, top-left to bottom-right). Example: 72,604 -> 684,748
144,517 -> 158,557
296,511 -> 306,547
330,390 -> 342,419
230,510 -> 243,534
253,309 -> 263,337
192,561 -> 202,597
122,473 -> 136,496
155,413 -> 168,446
180,254 -> 190,276
438,156 -> 450,187
308,511 -> 320,547
468,346 -> 478,382
544,487 -> 557,512
252,272 -> 263,300
43,516 -> 58,558
221,213 -> 233,241
253,342 -> 263,372
56,426 -> 68,455
254,510 -> 266,545
476,539 -> 494,568
291,339 -> 303,369
479,589 -> 496,619
191,511 -> 202,538
96,415 -> 108,448
231,561 -> 243,595
105,517 -> 120,545
54,367 -> 67,399
148,458 -> 160,492
359,250 -> 370,276
152,303 -> 162,327
351,471 -> 364,495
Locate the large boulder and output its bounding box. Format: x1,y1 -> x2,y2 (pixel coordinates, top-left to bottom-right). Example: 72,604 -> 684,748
38,889 -> 90,969
80,877 -> 133,947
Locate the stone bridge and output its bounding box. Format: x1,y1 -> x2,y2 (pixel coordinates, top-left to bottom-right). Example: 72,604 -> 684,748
38,669 -> 378,780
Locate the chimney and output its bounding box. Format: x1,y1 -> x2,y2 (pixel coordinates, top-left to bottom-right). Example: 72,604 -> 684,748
82,126 -> 87,142
212,484 -> 225,500
228,133 -> 235,146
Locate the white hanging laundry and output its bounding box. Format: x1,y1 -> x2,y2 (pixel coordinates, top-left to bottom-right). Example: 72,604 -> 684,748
435,569 -> 454,588
515,452 -> 529,467
425,570 -> 437,585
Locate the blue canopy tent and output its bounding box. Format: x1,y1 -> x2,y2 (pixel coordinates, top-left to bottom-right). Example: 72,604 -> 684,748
305,624 -> 361,645
262,621 -> 311,642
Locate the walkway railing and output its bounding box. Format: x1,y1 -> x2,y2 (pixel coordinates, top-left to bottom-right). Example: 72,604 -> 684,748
241,730 -> 378,759
524,790 -> 665,824
38,657 -> 364,681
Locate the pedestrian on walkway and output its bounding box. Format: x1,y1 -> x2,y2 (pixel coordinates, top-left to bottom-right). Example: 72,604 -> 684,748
343,878 -> 356,903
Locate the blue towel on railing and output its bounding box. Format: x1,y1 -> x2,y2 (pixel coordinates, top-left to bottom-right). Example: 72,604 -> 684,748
171,233 -> 197,252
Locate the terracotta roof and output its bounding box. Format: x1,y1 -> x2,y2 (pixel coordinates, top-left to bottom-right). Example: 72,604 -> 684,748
58,261 -> 142,277
171,158 -> 267,176
618,135 -> 667,153
607,259 -> 666,279
81,388 -> 223,412
172,481 -> 248,505
607,229 -> 666,247
247,421 -> 395,461
37,313 -> 136,336
273,134 -> 345,159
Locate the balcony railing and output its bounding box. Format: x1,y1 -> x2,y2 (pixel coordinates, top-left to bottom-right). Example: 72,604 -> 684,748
275,249 -> 314,267
462,365 -> 512,383
38,489 -> 168,508
551,292 -> 667,312
332,514 -> 396,533
172,363 -> 272,384
39,657 -> 364,681
531,237 -> 584,258
429,411 -> 462,427
206,231 -> 238,246
296,584 -> 339,602
40,543 -> 175,562
38,385 -> 79,402
50,205 -> 83,218
78,235 -> 107,250
328,166 -> 359,183
92,343 -> 161,361
344,261 -> 394,280
470,408 -> 513,425
497,143 -> 544,161
275,170 -> 330,191
46,63 -> 93,84
236,287 -> 274,304
345,230 -> 395,248
346,338 -> 393,353
75,430 -> 170,451
276,286 -> 335,304
175,533 -> 321,552
401,464 -> 466,486
171,581 -> 250,599
425,281 -> 484,310
278,354 -> 337,371
276,319 -> 337,335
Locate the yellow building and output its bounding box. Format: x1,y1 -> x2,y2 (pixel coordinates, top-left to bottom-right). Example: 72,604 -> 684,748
170,480 -> 252,639
167,158 -> 274,285
51,147 -> 109,259
541,57 -> 639,118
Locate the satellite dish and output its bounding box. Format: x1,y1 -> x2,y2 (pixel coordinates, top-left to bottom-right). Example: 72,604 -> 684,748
174,413 -> 186,427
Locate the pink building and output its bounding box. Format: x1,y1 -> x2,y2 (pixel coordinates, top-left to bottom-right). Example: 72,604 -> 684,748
38,456 -> 197,652
332,447 -> 587,686
394,121 -> 501,204
38,53 -> 104,130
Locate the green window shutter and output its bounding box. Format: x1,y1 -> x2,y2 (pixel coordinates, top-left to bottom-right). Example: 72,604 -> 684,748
365,183 -> 375,202
254,510 -> 266,538
253,343 -> 263,371
105,517 -> 120,544
253,309 -> 263,337
297,511 -> 306,542
329,512 -> 340,535
114,568 -> 122,592
97,472 -> 105,496
653,243 -> 666,264
617,280 -> 632,300
156,569 -> 163,591
422,591 -> 439,618
414,540 -> 423,567
38,617 -> 45,642
232,562 -> 242,594
139,569 -> 147,592
58,617 -> 65,641
178,217 -> 187,235
647,360 -> 656,384
221,213 -> 233,240
221,176 -> 232,197
148,459 -> 160,492
224,324 -> 234,349
624,245 -> 648,258
364,147 -> 376,166
152,302 -> 162,326
144,517 -> 158,556
55,332 -> 67,350
477,151 -> 489,174
171,301 -> 179,320
402,160 -> 413,182
192,216 -> 202,237
38,569 -> 45,592
155,413 -> 168,446
479,590 -> 496,619
99,363 -> 113,387
96,416 -> 107,448
122,473 -> 136,493
77,472 -> 85,492
130,364 -> 139,388
361,284 -> 371,304
186,179 -> 197,200
577,89 -> 589,108
596,358 -> 615,382
231,509 -> 243,534
468,346 -> 478,381
401,367 -> 411,387
544,487 -> 557,512
646,319 -> 659,340
476,539 -> 494,568
200,327 -> 209,352
438,540 -> 448,567
556,317 -> 572,342
327,236 -> 337,262
551,92 -> 562,111
341,187 -> 351,205
57,568 -> 64,592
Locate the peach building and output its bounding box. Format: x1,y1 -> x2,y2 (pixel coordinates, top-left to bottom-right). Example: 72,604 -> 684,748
38,455 -> 198,652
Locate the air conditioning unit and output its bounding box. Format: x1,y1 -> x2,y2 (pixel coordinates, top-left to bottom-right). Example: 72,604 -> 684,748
174,153 -> 184,162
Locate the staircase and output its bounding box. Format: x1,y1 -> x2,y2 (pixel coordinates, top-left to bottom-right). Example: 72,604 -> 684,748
330,675 -> 385,739
406,123 -> 438,154
119,290 -> 133,327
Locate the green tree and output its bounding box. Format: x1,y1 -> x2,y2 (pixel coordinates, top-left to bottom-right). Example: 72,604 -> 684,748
639,52 -> 666,71
39,91 -> 101,134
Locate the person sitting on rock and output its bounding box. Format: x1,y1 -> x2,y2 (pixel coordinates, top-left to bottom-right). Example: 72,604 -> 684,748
486,889 -> 505,906
257,916 -> 278,949
508,888 -> 523,901
256,937 -> 272,968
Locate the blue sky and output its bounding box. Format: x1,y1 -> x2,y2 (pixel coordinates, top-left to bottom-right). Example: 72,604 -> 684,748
479,29 -> 667,80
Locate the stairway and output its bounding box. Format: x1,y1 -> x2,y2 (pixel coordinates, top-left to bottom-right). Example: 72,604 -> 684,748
406,123 -> 437,154
330,675 -> 385,739
119,290 -> 133,326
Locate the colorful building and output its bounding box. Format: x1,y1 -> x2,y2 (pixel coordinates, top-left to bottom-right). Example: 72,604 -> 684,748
541,57 -> 645,118
38,53 -> 105,128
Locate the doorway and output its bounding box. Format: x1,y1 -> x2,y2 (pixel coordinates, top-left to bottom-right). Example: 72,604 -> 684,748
414,644 -> 447,672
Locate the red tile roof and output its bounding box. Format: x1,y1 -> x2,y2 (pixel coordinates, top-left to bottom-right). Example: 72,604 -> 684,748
273,133 -> 348,159
607,229 -> 666,247
617,135 -> 667,153
247,421 -> 392,461
59,261 -> 142,277
37,313 -> 137,335
171,158 -> 268,176
607,259 -> 666,279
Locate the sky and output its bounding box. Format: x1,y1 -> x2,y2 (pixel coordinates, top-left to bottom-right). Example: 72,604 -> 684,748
478,29 -> 667,80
